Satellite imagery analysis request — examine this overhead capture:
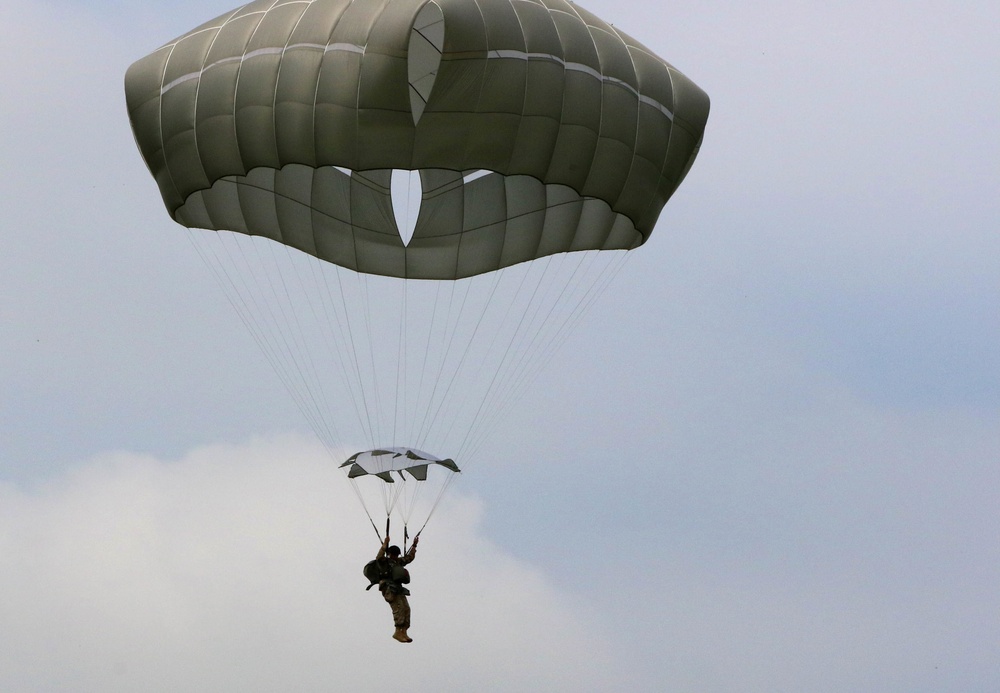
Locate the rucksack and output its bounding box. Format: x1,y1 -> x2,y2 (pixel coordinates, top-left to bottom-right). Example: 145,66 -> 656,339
391,564 -> 410,585
363,558 -> 391,590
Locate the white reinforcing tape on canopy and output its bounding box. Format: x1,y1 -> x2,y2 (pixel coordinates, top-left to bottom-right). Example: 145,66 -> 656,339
160,43 -> 672,121
161,42 -> 366,95
486,49 -> 674,121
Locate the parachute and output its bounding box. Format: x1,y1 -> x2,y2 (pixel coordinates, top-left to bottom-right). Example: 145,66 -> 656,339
125,0 -> 709,534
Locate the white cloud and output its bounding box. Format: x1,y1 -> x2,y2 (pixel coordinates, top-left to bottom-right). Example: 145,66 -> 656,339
0,435 -> 629,693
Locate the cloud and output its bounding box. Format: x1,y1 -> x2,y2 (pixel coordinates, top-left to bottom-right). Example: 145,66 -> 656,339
0,435 -> 633,693
4,2 -> 1000,690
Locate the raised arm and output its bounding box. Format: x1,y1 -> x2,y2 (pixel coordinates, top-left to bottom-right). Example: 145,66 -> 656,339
402,535 -> 419,564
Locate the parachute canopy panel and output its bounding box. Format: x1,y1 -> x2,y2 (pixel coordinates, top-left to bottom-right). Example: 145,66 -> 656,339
125,0 -> 709,280
341,448 -> 461,483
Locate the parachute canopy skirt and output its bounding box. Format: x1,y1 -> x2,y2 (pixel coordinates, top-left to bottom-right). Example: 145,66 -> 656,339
125,0 -> 709,280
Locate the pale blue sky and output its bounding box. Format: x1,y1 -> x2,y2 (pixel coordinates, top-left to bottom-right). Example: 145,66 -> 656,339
2,1 -> 999,690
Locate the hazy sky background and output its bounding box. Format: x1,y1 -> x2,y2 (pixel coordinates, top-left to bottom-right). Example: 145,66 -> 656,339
2,1 -> 999,691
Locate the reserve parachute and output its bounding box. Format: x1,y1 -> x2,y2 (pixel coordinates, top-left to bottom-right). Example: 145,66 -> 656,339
125,0 -> 709,535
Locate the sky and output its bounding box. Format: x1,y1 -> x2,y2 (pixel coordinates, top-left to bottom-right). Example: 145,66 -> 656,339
2,0 -> 999,691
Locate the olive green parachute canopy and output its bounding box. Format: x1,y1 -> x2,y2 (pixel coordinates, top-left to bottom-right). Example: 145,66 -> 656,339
341,447 -> 461,483
125,0 -> 709,279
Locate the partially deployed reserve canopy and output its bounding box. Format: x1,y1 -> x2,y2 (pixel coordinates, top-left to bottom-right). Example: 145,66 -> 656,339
341,448 -> 461,483
125,0 -> 709,279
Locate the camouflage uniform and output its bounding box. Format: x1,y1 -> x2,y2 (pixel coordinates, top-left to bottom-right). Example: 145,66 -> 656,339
376,543 -> 417,629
